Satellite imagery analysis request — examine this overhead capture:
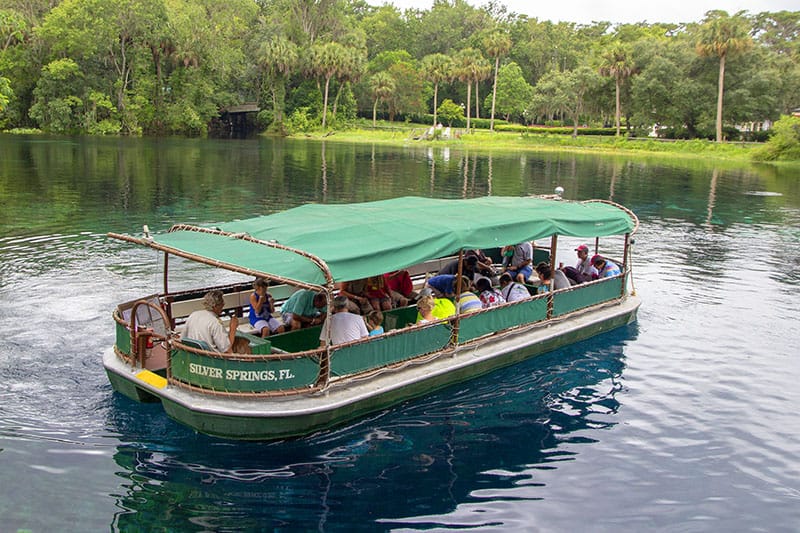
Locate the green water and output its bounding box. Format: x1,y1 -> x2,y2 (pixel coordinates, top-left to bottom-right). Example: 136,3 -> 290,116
1,133 -> 799,531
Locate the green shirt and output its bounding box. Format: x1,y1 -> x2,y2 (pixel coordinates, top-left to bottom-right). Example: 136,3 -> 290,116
281,289 -> 325,317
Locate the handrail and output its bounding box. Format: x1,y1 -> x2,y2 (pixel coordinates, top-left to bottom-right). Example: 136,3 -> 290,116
128,299 -> 173,369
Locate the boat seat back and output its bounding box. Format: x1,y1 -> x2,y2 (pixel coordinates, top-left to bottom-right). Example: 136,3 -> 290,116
181,337 -> 212,351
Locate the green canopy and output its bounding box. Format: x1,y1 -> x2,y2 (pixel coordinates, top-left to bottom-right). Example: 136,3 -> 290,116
136,196 -> 636,288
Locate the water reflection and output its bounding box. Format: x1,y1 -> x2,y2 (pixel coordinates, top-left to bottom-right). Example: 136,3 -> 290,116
106,326 -> 635,530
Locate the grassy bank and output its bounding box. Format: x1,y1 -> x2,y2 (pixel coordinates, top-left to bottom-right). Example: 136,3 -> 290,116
290,123 -> 757,161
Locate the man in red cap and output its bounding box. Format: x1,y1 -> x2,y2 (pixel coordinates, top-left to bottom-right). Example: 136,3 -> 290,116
562,244 -> 598,284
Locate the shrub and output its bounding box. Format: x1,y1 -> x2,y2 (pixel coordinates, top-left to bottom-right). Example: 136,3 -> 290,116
751,115 -> 800,161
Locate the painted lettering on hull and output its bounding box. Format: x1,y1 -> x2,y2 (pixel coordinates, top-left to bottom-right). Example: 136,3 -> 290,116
188,362 -> 295,382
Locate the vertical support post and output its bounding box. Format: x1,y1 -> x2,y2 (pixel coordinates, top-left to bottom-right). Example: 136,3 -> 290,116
547,235 -> 558,319
451,250 -> 465,346
621,233 -> 631,297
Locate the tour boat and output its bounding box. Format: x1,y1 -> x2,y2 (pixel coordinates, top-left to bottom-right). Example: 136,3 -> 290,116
104,196 -> 640,440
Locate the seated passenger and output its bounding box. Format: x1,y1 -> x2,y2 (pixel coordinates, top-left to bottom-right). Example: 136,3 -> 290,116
184,290 -> 238,352
562,244 -> 598,284
416,295 -> 437,323
501,241 -> 533,283
280,289 -> 327,330
319,295 -> 368,347
415,288 -> 456,322
425,274 -> 457,298
337,278 -> 372,314
366,310 -> 384,336
249,278 -> 285,337
364,275 -> 392,311
438,255 -> 480,281
384,269 -> 418,307
475,277 -> 505,308
592,255 -> 621,278
456,276 -> 482,314
465,249 -> 497,277
535,262 -> 571,293
499,272 -> 530,302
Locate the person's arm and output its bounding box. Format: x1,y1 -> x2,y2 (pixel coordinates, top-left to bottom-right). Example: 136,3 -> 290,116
338,282 -> 368,307
225,315 -> 238,353
249,292 -> 263,313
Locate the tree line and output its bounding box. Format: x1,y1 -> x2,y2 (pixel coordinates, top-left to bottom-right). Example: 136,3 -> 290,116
0,0 -> 798,141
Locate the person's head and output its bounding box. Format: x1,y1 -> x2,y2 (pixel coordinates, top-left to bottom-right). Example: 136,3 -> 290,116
592,255 -> 606,269
475,277 -> 491,292
460,275 -> 473,292
253,278 -> 268,292
203,290 -> 225,314
367,310 -> 383,328
537,264 -> 552,281
333,295 -> 349,311
313,292 -> 327,308
417,295 -> 435,313
499,272 -> 513,286
575,244 -> 589,259
464,255 -> 478,269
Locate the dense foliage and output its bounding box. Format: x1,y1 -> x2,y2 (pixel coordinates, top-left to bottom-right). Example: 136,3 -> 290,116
0,0 -> 797,144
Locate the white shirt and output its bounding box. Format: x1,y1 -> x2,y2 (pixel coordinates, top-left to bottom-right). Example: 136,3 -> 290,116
502,282 -> 530,302
184,309 -> 230,352
320,311 -> 368,345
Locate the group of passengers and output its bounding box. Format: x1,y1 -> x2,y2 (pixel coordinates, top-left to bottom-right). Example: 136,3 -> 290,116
184,244 -> 621,352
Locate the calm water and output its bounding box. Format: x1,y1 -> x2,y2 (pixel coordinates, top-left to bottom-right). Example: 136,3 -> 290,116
1,134 -> 799,532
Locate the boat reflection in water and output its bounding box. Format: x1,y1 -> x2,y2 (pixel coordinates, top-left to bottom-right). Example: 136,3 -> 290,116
108,324 -> 636,531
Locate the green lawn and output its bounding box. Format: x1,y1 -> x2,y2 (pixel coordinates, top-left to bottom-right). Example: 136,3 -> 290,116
289,123 -> 758,161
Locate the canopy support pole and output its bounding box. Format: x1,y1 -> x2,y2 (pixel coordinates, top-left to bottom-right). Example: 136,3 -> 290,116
547,235 -> 558,319
451,250 -> 465,347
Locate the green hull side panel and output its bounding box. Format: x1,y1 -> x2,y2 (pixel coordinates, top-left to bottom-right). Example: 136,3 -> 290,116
330,323 -> 451,376
170,349 -> 320,393
458,297 -> 548,343
115,322 -> 131,355
553,278 -> 623,316
160,307 -> 636,440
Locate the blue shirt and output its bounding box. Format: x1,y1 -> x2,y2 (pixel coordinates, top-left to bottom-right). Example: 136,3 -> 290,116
600,260 -> 621,277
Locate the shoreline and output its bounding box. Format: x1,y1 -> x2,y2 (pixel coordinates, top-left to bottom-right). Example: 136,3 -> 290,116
286,127 -> 762,163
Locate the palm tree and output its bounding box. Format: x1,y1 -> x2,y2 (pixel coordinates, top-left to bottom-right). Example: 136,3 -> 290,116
452,48 -> 485,131
259,36 -> 298,128
599,43 -> 637,137
420,53 -> 453,127
369,72 -> 395,126
332,46 -> 365,119
473,56 -> 492,120
483,30 -> 511,131
308,41 -> 347,130
696,10 -> 753,142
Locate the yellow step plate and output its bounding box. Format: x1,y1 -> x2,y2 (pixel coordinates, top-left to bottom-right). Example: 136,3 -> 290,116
136,369 -> 167,389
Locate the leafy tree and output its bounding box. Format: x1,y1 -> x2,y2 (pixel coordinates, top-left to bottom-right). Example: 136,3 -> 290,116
598,42 -> 637,136
0,8 -> 27,51
530,65 -> 599,136
37,0 -> 168,132
385,60 -> 425,121
629,44 -> 708,137
482,29 -> 511,130
368,71 -> 394,125
0,74 -> 13,126
359,4 -> 409,59
488,61 -> 531,123
29,58 -> 84,133
420,52 -> 452,126
437,98 -> 463,126
695,10 -> 754,141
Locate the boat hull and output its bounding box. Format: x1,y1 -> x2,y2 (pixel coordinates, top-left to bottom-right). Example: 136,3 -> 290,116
104,295 -> 640,440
